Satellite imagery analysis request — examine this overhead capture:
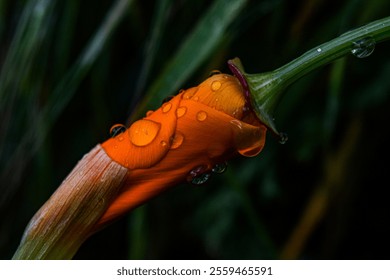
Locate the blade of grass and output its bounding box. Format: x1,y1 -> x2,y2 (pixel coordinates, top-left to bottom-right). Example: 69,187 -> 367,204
43,0 -> 134,127
130,0 -> 248,120
52,0 -> 80,80
129,0 -> 172,113
0,0 -> 55,212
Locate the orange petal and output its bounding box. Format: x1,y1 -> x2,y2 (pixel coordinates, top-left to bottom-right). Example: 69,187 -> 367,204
191,74 -> 249,119
101,94 -> 180,169
96,96 -> 266,228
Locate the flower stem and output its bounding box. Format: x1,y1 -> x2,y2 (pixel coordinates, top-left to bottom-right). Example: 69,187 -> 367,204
229,16 -> 390,140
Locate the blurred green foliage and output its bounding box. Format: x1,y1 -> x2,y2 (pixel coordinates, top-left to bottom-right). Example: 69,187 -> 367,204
1,0 -> 390,259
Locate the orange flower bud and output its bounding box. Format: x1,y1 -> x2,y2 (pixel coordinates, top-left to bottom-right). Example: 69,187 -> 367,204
97,73 -> 267,229
14,73 -> 267,259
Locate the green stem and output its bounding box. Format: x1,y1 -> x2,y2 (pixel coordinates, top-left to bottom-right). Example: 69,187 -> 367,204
228,16 -> 390,139
278,16 -> 390,87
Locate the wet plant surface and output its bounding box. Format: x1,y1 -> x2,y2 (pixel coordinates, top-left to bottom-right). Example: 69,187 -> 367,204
1,0 -> 390,259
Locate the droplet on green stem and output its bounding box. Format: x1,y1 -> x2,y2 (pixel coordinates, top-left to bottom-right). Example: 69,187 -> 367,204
351,36 -> 376,58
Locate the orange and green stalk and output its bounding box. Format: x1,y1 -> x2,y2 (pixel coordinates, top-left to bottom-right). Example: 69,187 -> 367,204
13,16 -> 390,259
13,74 -> 266,259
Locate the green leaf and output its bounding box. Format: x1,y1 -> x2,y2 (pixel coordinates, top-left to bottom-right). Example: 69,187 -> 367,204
131,0 -> 248,119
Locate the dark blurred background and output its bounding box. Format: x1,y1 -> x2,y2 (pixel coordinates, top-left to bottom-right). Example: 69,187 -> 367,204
1,0 -> 390,259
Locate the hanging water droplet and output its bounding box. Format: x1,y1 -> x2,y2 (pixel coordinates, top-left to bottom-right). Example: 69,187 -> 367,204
196,111 -> 207,121
110,124 -> 126,137
146,110 -> 154,117
211,81 -> 222,91
187,165 -> 210,185
209,70 -> 221,77
351,37 -> 375,58
278,132 -> 288,144
190,173 -> 211,185
212,162 -> 227,174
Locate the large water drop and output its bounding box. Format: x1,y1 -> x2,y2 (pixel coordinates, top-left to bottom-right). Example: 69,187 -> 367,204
351,37 -> 375,58
128,119 -> 160,147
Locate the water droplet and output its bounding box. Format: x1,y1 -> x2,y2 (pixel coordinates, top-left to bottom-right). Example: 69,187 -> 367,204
187,165 -> 211,185
118,136 -> 124,142
162,102 -> 172,113
190,173 -> 211,185
279,132 -> 288,144
170,132 -> 184,149
176,106 -> 187,118
146,110 -> 154,117
351,37 -> 375,58
212,162 -> 227,174
182,87 -> 198,99
211,81 -> 222,91
193,96 -> 199,101
196,111 -> 207,121
209,70 -> 221,77
110,124 -> 126,137
183,91 -> 193,99
128,119 -> 160,147
161,95 -> 174,104
317,48 -> 322,53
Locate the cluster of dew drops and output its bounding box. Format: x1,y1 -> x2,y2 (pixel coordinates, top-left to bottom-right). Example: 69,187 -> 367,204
186,162 -> 228,185
107,71 -> 230,186
108,124 -> 228,185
